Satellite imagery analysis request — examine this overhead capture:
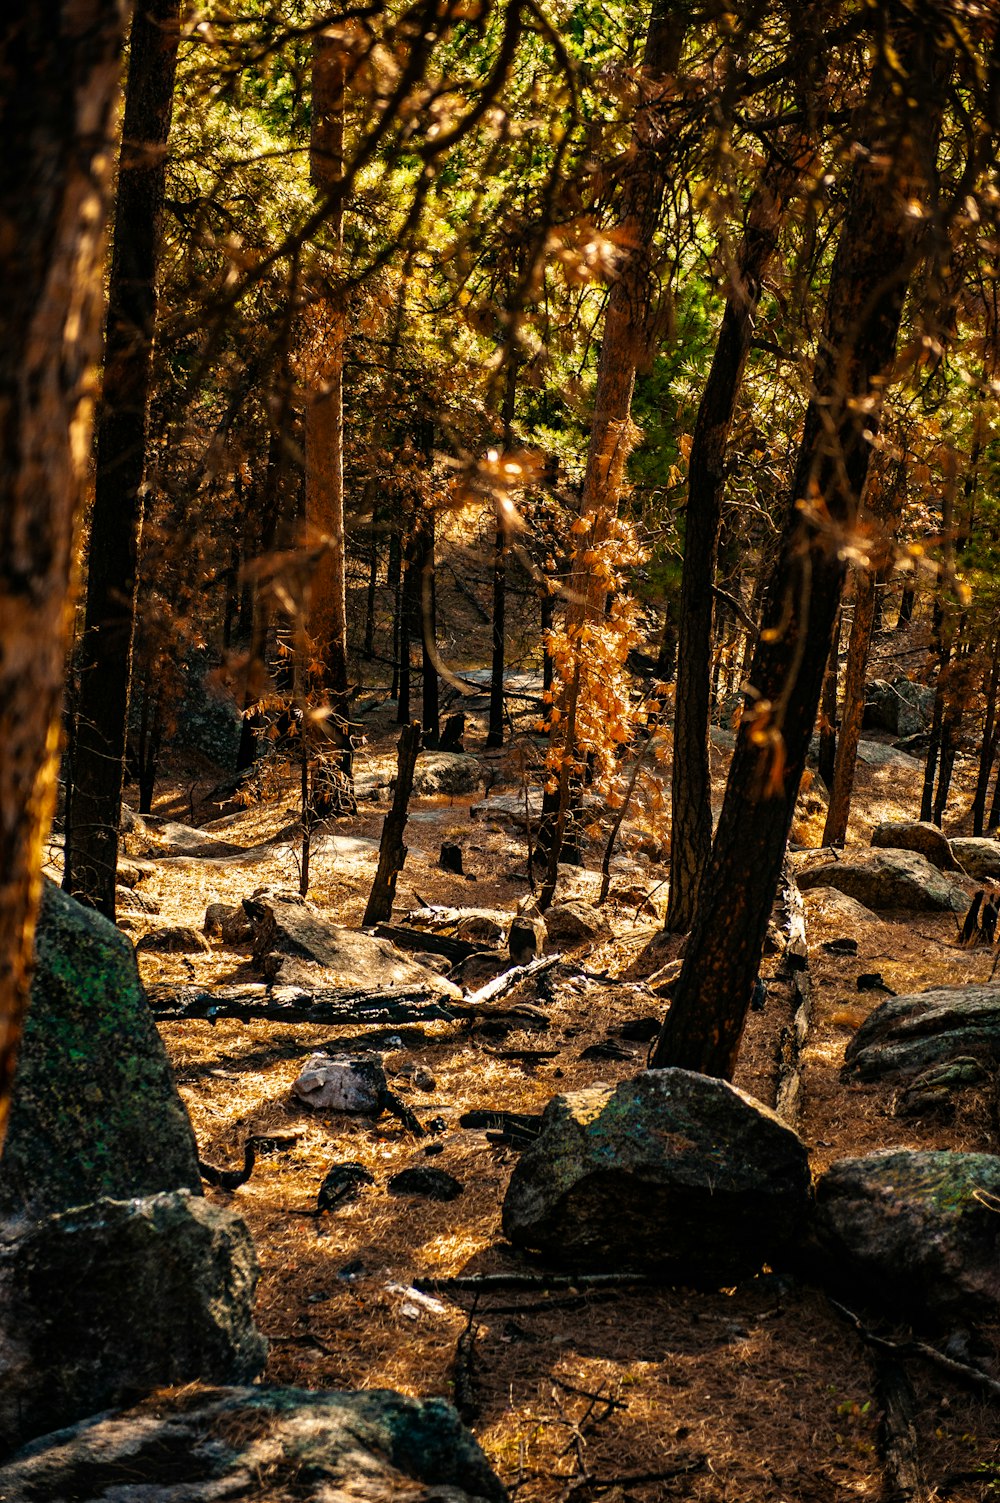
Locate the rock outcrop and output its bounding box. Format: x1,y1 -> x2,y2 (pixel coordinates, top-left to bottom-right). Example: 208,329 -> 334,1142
0,879 -> 202,1219
0,1190 -> 266,1454
502,1069 -> 812,1280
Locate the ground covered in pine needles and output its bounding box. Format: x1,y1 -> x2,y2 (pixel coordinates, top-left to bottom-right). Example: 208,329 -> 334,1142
113,691 -> 1000,1503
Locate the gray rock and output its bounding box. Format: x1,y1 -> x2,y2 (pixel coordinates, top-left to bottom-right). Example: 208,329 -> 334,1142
115,885 -> 161,915
0,1190 -> 266,1454
410,752 -> 483,796
800,886 -> 886,935
813,1150 -> 1000,1323
795,849 -> 968,912
292,1053 -> 388,1114
864,677 -> 934,738
543,899 -> 612,947
870,820 -> 961,872
246,893 -> 461,999
842,986 -> 1000,1081
136,924 -> 213,954
471,792 -> 543,824
502,1069 -> 813,1279
204,901 -> 253,943
0,1384 -> 506,1502
0,880 -> 202,1219
855,740 -> 922,771
950,836 -> 1000,881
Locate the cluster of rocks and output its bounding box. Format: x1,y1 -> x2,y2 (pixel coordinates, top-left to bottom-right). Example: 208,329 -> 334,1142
501,1068 -> 1000,1329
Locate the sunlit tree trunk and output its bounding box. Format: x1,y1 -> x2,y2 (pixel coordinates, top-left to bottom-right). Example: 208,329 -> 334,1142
0,0 -> 125,1143
651,9 -> 951,1078
64,0 -> 180,919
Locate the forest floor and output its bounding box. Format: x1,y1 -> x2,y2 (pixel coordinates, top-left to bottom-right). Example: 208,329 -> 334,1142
109,635 -> 1000,1503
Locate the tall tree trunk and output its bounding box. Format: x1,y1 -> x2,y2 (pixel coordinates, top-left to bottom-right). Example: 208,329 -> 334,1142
650,10 -> 950,1078
487,357 -> 519,749
972,634 -> 1000,835
420,506 -> 439,746
306,33 -> 352,787
541,2 -> 680,907
823,570 -> 877,846
665,93 -> 814,932
0,0 -> 124,1142
817,609 -> 841,795
63,0 -> 179,920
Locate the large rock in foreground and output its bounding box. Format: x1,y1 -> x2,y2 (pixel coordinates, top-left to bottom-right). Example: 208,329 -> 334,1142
843,986 -> 1000,1081
814,1151 -> 1000,1324
0,1190 -> 267,1454
0,879 -> 201,1218
502,1070 -> 812,1280
795,849 -> 968,912
0,1385 -> 506,1502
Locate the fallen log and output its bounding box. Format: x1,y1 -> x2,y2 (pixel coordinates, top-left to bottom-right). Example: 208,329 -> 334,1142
147,983 -> 458,1026
463,952 -> 561,1007
415,1271 -> 654,1295
373,923 -> 490,963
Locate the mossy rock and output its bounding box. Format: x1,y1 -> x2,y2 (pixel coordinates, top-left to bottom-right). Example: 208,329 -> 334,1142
0,879 -> 201,1217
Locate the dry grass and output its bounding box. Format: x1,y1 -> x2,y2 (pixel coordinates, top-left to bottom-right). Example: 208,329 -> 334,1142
116,684 -> 1000,1503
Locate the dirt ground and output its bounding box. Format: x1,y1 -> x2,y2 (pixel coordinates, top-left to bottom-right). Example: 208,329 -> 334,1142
110,667 -> 1000,1503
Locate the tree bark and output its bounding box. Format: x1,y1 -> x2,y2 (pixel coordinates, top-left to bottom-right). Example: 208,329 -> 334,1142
972,634 -> 1000,835
0,0 -> 124,1143
667,146 -> 810,931
64,0 -> 180,919
823,571 -> 876,846
487,357 -> 519,749
364,722 -> 422,926
650,10 -> 951,1077
817,610 -> 841,795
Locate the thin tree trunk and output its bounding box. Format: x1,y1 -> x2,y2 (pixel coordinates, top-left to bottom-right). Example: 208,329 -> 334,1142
364,723 -> 422,925
972,635 -> 1000,835
823,570 -> 877,847
0,0 -> 123,1142
389,524 -> 402,701
420,506 -> 439,747
817,609 -> 841,795
650,13 -> 949,1077
64,0 -> 180,920
487,357 -> 519,749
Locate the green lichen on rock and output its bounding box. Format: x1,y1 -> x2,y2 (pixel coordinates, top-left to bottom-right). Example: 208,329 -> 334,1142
0,878 -> 201,1217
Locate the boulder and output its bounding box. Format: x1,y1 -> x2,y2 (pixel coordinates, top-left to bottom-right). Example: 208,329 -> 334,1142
471,792 -> 543,824
245,892 -> 461,999
813,1150 -> 1000,1324
870,820 -> 961,872
0,1384 -> 506,1502
0,880 -> 202,1219
842,986 -> 1000,1081
800,886 -> 887,938
115,885 -> 161,915
950,836 -> 1000,882
136,924 -> 212,954
855,740 -> 922,771
410,752 -> 483,796
863,677 -> 934,737
204,901 -> 253,943
502,1069 -> 813,1279
292,1053 -> 388,1115
543,899 -> 612,947
795,849 -> 968,912
0,1190 -> 266,1454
